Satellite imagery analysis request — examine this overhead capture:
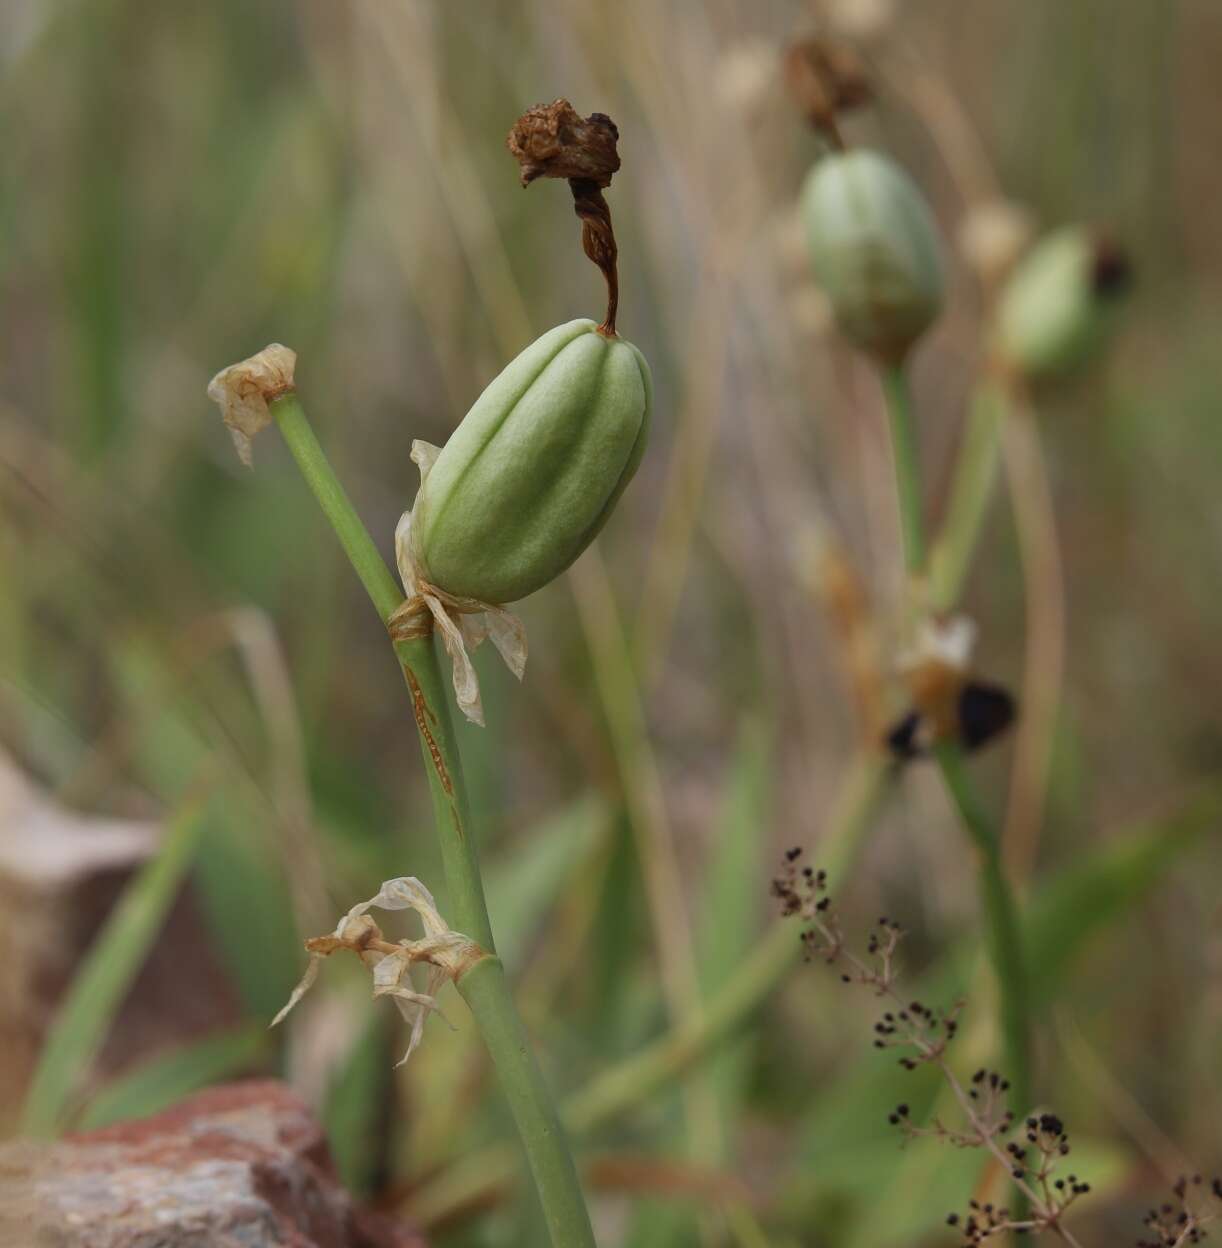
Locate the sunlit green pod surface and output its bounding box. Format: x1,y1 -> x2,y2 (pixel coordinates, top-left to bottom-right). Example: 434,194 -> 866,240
993,227 -> 1131,382
801,148 -> 945,363
411,319 -> 651,604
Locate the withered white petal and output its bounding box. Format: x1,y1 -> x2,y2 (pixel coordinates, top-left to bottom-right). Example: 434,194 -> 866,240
270,953 -> 321,1028
206,343 -> 296,467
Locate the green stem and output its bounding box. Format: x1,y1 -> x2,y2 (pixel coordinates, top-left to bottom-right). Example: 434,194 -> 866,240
880,365 -> 927,573
876,369 -> 1032,1121
269,392 -> 595,1248
929,379 -> 1006,613
933,740 -> 1031,1116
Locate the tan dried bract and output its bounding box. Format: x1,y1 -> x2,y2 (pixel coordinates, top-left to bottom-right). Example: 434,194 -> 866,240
506,98 -> 621,188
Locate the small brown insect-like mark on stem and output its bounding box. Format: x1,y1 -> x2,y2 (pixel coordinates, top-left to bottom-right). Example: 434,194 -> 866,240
507,99 -> 622,335
404,665 -> 451,795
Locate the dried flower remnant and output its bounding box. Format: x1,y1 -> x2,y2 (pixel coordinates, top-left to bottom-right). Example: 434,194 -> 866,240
273,876 -> 485,1066
823,0 -> 896,40
774,850 -> 1093,1246
887,616 -> 1016,760
507,99 -> 622,335
785,37 -> 873,142
958,199 -> 1036,292
206,343 -> 297,467
390,442 -> 528,727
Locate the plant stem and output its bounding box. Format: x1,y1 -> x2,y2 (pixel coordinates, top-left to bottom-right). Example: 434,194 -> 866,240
269,392 -> 596,1248
933,739 -> 1031,1116
999,395 -> 1066,884
877,366 -> 1032,1122
880,364 -> 927,573
929,379 -> 1005,613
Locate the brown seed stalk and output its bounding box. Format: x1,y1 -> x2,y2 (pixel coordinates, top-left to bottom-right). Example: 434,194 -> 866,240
507,98 -> 622,335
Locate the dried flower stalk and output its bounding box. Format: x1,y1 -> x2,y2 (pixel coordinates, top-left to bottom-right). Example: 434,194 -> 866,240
507,99 -> 622,335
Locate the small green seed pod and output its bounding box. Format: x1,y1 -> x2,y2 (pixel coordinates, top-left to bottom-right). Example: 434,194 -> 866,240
410,319 -> 651,604
992,227 -> 1131,382
800,148 -> 945,363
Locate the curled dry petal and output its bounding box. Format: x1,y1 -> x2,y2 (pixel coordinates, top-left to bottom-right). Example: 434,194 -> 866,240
271,876 -> 486,1066
506,98 -> 620,188
206,343 -> 297,467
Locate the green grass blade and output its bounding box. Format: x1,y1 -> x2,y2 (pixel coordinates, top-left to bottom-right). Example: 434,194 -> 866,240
21,801 -> 205,1138
1025,785 -> 1220,1002
76,1023 -> 270,1131
483,793 -> 610,969
696,716 -> 772,1147
111,646 -> 300,1017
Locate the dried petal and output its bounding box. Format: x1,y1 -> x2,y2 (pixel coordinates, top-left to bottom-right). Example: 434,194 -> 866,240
785,38 -> 873,131
506,99 -> 620,188
206,344 -> 297,467
271,876 -> 485,1066
270,953 -> 321,1028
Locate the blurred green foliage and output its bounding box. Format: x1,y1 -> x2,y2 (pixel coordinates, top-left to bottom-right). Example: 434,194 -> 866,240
2,1 -> 1222,1245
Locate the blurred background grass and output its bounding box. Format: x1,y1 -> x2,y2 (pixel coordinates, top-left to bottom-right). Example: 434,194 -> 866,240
2,1 -> 1221,1245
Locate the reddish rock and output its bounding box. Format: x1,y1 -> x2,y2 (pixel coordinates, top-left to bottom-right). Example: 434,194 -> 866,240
0,752 -> 242,1129
0,1080 -> 426,1247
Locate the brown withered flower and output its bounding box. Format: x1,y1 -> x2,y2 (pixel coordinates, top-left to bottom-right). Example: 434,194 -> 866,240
785,37 -> 873,141
506,98 -> 620,187
507,99 -> 622,335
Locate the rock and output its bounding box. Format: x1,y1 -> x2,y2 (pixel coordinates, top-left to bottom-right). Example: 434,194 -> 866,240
0,1079 -> 427,1247
0,751 -> 241,1129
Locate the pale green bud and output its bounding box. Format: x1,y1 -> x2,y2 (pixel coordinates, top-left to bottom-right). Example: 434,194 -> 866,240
800,149 -> 945,363
993,227 -> 1131,382
411,319 -> 651,604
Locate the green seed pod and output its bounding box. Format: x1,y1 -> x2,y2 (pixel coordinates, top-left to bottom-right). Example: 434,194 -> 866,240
993,227 -> 1131,382
800,148 -> 945,363
410,319 -> 651,604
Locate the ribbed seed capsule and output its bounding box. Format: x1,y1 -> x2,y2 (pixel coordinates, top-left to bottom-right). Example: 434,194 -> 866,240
411,319 -> 651,604
993,227 -> 1131,382
800,148 -> 945,363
